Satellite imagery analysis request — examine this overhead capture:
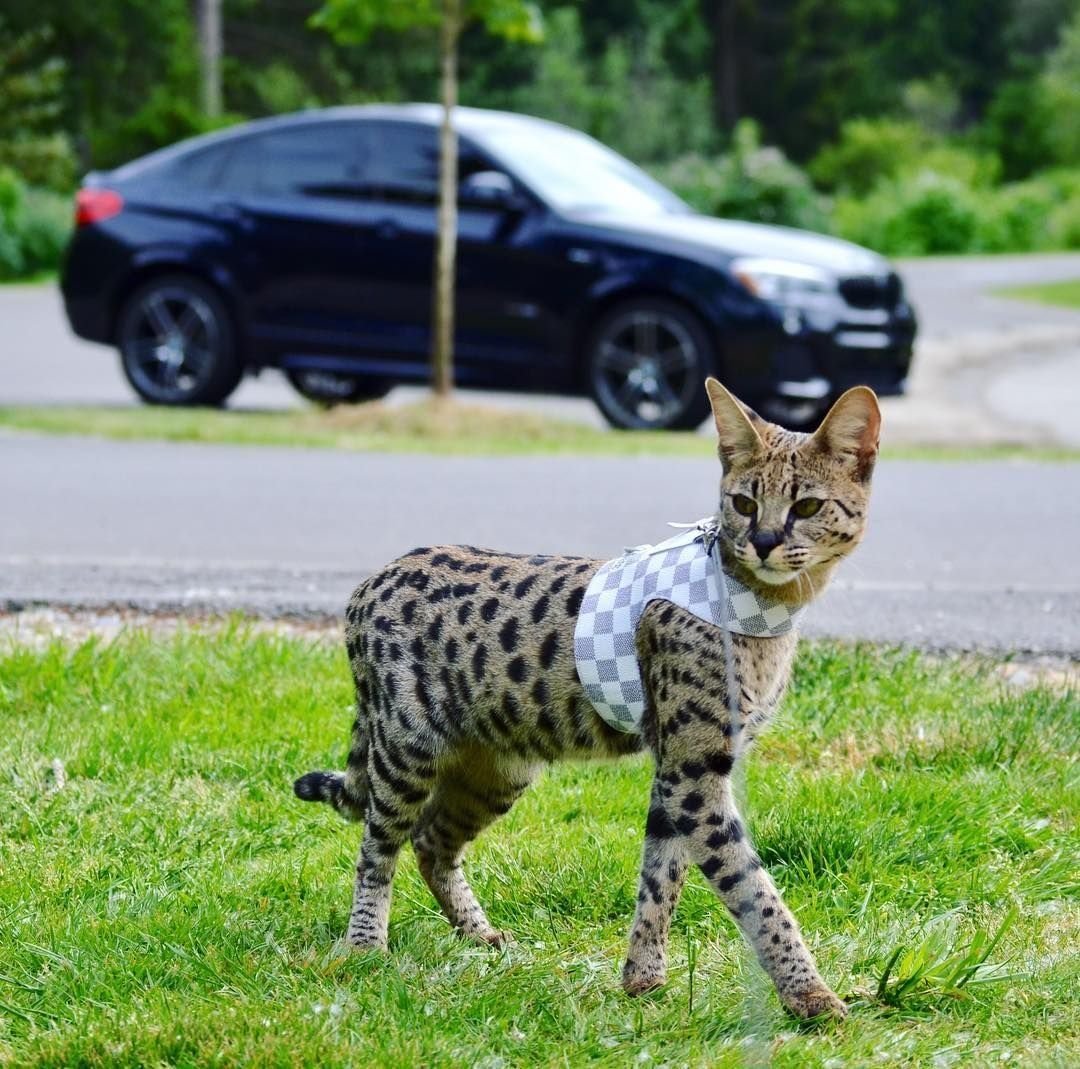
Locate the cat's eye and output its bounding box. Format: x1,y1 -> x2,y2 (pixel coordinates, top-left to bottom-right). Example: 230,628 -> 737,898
731,494 -> 757,517
792,497 -> 823,519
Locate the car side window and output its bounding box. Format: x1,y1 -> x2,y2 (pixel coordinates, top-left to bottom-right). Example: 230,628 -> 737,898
170,145 -> 231,187
217,125 -> 366,198
358,122 -> 506,206
360,123 -> 440,203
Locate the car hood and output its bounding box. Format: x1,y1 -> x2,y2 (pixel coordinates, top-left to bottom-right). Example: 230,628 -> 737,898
569,209 -> 890,277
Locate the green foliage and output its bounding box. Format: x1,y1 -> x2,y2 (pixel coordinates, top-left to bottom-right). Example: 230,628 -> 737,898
834,173 -> 979,255
501,6 -> 715,164
810,119 -> 931,196
0,20 -> 76,189
653,120 -> 829,231
1042,7 -> 1080,166
88,87 -> 240,171
312,0 -> 542,44
982,78 -> 1057,180
833,166 -> 1080,256
0,166 -> 70,279
810,119 -> 1000,196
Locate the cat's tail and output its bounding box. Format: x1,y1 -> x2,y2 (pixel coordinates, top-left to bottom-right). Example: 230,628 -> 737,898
293,769 -> 367,822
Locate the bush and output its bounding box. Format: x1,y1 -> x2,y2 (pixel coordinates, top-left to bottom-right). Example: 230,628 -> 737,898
809,119 -> 929,195
972,180 -> 1060,253
0,166 -> 71,280
833,167 -> 1080,256
833,173 -> 980,256
652,120 -> 830,232
810,118 -> 1000,196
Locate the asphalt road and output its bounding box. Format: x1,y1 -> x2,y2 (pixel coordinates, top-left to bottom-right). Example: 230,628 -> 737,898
3,433 -> 1078,655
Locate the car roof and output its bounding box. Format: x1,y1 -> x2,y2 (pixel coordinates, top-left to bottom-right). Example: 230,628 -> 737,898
104,105 -> 573,181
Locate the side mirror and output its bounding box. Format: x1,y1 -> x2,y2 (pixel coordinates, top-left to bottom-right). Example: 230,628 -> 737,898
459,170 -> 528,211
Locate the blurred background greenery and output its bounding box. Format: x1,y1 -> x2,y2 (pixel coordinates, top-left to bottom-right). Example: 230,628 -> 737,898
4,0 -> 1080,280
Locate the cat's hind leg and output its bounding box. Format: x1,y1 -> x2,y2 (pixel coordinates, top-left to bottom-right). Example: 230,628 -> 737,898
347,703 -> 440,950
411,747 -> 538,947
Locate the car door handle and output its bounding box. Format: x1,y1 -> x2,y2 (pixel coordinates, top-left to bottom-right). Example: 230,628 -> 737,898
567,246 -> 597,265
212,202 -> 252,230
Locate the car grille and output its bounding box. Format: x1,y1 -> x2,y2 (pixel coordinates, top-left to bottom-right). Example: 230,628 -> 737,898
838,272 -> 902,309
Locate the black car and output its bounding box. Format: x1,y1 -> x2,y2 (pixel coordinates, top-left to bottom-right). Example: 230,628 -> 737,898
62,104 -> 916,430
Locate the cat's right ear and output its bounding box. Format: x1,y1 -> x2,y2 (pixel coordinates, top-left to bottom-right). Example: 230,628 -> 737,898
705,377 -> 764,466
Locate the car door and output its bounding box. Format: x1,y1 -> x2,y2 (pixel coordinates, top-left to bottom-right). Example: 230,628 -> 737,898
357,121 -> 581,387
212,122 -> 428,369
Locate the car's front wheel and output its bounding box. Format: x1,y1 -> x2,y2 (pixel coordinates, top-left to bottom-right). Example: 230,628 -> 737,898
585,298 -> 713,430
117,275 -> 242,406
285,369 -> 390,406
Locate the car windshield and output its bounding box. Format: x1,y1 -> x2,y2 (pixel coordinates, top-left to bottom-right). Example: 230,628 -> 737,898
474,122 -> 689,216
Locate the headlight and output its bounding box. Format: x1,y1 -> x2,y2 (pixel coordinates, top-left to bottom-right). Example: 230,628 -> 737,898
731,257 -> 836,309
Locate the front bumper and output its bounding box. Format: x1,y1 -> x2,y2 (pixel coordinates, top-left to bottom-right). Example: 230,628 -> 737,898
761,284 -> 916,406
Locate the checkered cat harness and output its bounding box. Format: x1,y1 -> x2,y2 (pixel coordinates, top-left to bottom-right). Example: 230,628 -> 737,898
573,519 -> 806,733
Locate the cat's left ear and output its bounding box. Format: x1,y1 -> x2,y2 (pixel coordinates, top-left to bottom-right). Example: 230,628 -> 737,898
812,386 -> 881,481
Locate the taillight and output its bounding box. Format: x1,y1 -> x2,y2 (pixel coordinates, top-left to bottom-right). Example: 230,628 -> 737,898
75,188 -> 124,226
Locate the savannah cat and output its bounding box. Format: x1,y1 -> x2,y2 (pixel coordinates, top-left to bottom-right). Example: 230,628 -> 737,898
295,377 -> 880,1020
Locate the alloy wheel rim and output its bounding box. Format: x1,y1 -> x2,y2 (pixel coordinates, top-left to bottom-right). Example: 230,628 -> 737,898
593,311 -> 699,427
293,370 -> 358,400
123,288 -> 218,400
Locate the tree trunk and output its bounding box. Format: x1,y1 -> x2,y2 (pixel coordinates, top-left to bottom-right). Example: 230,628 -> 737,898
704,0 -> 739,130
197,0 -> 223,118
432,0 -> 461,399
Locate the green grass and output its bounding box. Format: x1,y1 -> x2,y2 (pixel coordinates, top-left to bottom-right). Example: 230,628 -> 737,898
0,271 -> 57,287
2,401 -> 1079,461
995,278 -> 1080,309
1,629 -> 1077,1066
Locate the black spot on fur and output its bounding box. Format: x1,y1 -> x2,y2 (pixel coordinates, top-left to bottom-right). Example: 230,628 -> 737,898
531,595 -> 549,623
499,617 -> 519,653
566,586 -> 585,617
514,575 -> 537,599
507,656 -> 528,684
481,598 -> 499,622
472,644 -> 487,681
539,631 -> 559,669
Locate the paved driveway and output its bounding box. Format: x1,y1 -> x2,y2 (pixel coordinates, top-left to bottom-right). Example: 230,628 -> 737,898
2,433 -> 1077,655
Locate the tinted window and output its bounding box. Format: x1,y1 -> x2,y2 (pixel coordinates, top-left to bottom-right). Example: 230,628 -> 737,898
359,122 -> 497,203
170,144 -> 231,187
361,123 -> 439,199
218,125 -> 366,197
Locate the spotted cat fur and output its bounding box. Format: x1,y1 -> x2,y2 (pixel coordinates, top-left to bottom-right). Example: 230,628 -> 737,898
295,378 -> 880,1020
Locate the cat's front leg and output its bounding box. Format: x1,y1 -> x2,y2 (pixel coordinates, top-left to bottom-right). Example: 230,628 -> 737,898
648,744 -> 845,1020
622,777 -> 690,995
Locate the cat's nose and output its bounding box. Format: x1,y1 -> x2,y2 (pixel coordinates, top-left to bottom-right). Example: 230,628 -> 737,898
751,531 -> 784,561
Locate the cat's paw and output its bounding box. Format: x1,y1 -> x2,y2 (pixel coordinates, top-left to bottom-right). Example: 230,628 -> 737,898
345,929 -> 389,952
476,928 -> 514,949
345,937 -> 388,954
780,984 -> 848,1021
622,960 -> 667,997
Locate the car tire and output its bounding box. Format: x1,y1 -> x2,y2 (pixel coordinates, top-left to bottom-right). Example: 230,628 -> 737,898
117,275 -> 242,406
284,369 -> 390,406
585,297 -> 714,430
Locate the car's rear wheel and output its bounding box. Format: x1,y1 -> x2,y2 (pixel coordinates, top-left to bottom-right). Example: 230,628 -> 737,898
285,369 -> 390,406
117,275 -> 242,406
586,298 -> 713,430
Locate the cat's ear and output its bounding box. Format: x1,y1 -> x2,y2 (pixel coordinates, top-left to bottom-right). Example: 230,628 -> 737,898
705,377 -> 764,466
812,386 -> 881,481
